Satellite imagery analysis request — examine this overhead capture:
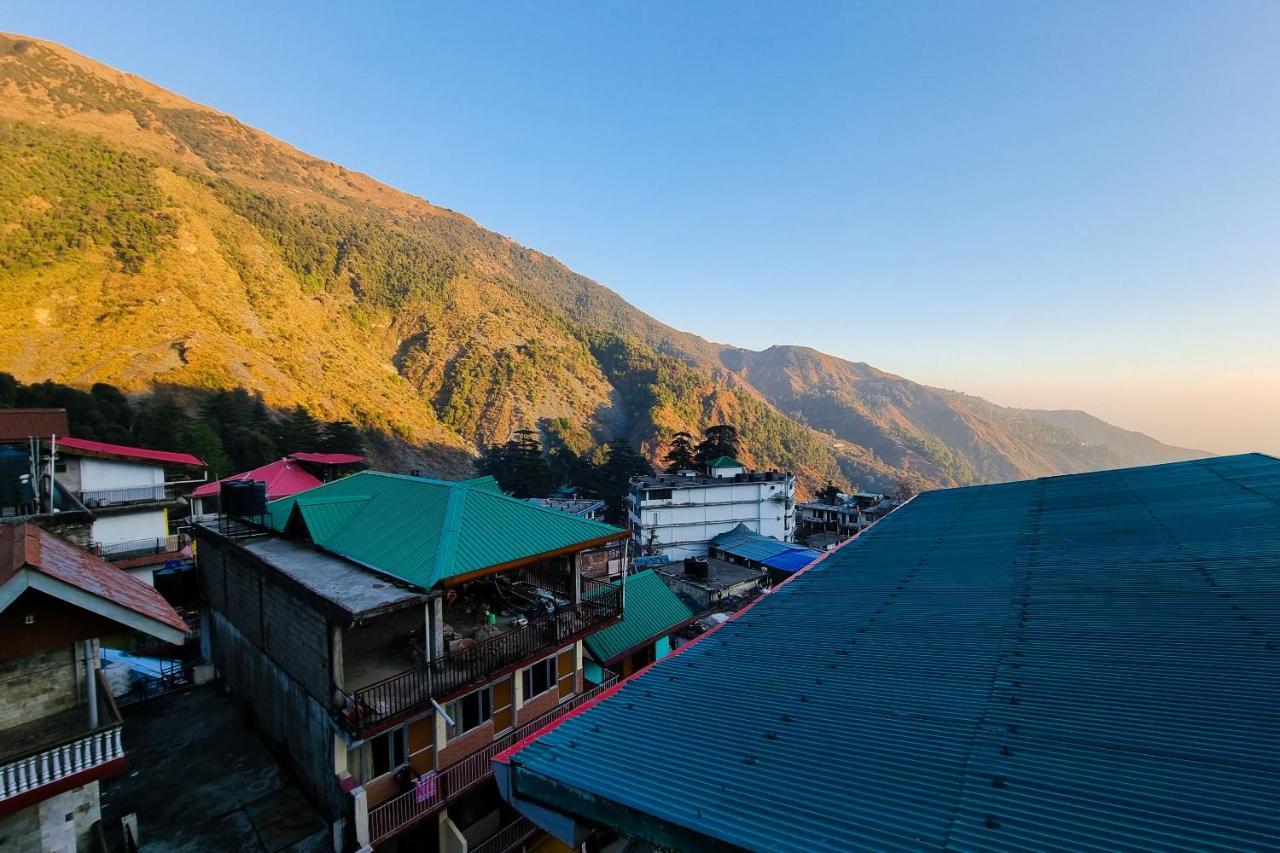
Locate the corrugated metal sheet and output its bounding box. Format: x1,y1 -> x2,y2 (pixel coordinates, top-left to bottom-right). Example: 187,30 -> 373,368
0,408 -> 69,442
266,471 -> 626,589
760,548 -> 820,572
585,570 -> 694,663
502,454 -> 1280,852
56,436 -> 205,467
713,522 -> 822,571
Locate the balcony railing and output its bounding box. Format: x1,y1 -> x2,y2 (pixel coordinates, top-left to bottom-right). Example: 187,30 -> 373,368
366,672 -> 618,845
0,672 -> 124,803
343,579 -> 621,735
78,484 -> 172,507
94,533 -> 190,561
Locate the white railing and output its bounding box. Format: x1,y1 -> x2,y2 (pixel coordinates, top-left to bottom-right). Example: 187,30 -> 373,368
78,484 -> 170,506
0,675 -> 124,802
366,673 -> 619,845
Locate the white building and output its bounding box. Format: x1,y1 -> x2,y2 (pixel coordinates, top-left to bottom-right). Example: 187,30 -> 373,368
51,438 -> 206,583
628,459 -> 796,560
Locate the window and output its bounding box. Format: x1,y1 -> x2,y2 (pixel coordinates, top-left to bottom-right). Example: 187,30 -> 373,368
445,687 -> 492,740
646,488 -> 672,501
522,657 -> 556,700
369,725 -> 407,778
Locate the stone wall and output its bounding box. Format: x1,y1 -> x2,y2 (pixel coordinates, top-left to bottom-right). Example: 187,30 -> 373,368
0,646 -> 80,731
0,781 -> 100,853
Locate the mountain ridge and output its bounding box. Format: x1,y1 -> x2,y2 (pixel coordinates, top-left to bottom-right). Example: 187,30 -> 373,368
0,33 -> 1206,493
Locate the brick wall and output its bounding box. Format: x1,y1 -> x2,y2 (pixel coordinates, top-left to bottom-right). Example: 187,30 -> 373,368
514,686 -> 560,727
0,646 -> 80,731
198,534 -> 333,703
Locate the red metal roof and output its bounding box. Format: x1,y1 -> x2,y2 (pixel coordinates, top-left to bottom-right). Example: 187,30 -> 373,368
0,409 -> 70,442
55,437 -> 205,468
287,452 -> 366,465
192,458 -> 324,499
0,523 -> 188,635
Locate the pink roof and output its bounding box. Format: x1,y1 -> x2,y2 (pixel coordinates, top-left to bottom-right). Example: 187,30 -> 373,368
55,436 -> 205,468
287,452 -> 366,465
0,523 -> 189,635
193,458 -> 325,499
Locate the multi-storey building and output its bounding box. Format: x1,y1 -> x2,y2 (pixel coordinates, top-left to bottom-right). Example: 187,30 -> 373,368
194,471 -> 628,852
627,461 -> 796,560
0,523 -> 188,852
50,438 -> 206,583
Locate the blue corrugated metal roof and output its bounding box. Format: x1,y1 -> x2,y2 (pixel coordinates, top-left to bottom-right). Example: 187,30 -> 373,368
712,523 -> 821,570
760,548 -> 820,572
499,454 -> 1280,851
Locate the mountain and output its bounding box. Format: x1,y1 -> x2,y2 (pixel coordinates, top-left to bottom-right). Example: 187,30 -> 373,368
0,34 -> 1205,493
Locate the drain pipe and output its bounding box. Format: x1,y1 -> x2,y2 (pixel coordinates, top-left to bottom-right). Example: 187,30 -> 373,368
84,640 -> 99,728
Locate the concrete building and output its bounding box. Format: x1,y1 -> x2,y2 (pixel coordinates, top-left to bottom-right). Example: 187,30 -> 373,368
652,556 -> 766,612
194,471 -> 629,852
627,463 -> 796,561
0,523 -> 188,852
50,438 -> 206,585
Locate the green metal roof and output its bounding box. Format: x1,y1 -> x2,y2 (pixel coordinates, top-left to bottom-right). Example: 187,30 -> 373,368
584,570 -> 694,664
266,471 -> 625,589
705,456 -> 742,469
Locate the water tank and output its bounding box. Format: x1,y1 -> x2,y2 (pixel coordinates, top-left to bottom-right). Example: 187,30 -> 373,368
0,446 -> 33,510
221,479 -> 266,517
684,556 -> 709,579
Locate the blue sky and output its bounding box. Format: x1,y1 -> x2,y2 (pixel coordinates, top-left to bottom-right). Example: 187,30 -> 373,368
7,2 -> 1279,452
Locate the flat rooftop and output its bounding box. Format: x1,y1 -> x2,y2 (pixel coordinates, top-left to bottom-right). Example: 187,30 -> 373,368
632,470 -> 791,489
499,454 -> 1280,851
652,557 -> 764,591
200,522 -> 427,619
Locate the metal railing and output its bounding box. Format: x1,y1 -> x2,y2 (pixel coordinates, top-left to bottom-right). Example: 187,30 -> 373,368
0,672 -> 124,801
94,533 -> 189,561
366,672 -> 618,845
342,581 -> 621,735
78,484 -> 172,507
470,817 -> 540,853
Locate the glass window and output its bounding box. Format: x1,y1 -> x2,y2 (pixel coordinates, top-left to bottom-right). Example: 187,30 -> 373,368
369,725 -> 407,778
445,687 -> 492,740
522,657 -> 556,700
646,488 -> 673,501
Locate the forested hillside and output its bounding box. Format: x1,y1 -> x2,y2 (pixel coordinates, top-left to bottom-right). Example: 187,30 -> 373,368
0,34 -> 1204,494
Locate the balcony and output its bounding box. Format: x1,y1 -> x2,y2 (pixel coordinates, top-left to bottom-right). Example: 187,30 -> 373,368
364,673 -> 618,846
341,577 -> 622,735
0,672 -> 124,813
470,817 -> 539,853
93,533 -> 191,562
78,484 -> 173,508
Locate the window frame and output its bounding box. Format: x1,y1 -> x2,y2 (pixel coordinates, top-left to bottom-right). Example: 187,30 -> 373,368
445,686 -> 493,741
368,723 -> 407,778
521,656 -> 557,702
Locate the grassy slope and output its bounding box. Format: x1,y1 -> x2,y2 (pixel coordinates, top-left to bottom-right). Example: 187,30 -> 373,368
0,33 -> 1200,492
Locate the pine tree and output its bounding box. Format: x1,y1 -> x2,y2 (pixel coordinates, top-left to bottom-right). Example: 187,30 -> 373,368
663,431 -> 697,472
695,424 -> 741,467
184,421 -> 233,477
278,405 -> 324,452
320,420 -> 365,455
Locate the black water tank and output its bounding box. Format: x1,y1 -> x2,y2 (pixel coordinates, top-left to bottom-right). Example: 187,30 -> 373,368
684,556 -> 710,579
221,479 -> 262,517
0,446 -> 33,509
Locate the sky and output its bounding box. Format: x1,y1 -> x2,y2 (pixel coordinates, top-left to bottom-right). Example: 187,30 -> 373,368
6,1 -> 1279,454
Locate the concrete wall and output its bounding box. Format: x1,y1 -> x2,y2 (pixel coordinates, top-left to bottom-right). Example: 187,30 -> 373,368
200,535 -> 334,703
198,534 -> 347,832
89,508 -> 168,547
0,646 -> 80,731
208,611 -> 348,829
77,458 -> 163,492
0,781 -> 100,853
